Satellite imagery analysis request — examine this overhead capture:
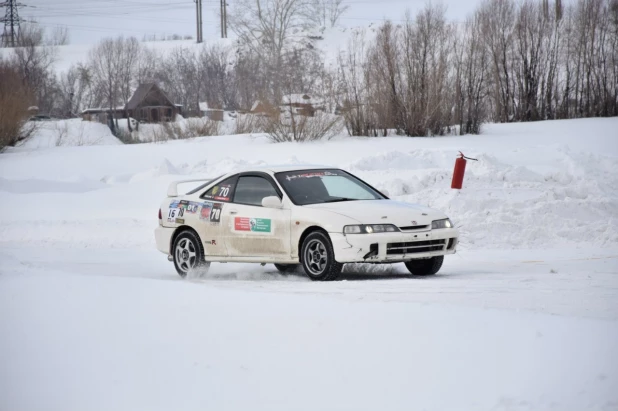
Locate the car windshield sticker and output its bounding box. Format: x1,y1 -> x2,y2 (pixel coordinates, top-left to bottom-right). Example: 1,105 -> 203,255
284,170 -> 341,181
234,217 -> 271,233
204,183 -> 234,202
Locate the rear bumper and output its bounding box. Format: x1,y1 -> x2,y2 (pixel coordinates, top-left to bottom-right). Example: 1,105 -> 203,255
154,226 -> 174,254
330,228 -> 458,263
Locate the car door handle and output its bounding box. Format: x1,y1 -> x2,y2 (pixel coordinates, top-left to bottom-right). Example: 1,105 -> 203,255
229,209 -> 238,215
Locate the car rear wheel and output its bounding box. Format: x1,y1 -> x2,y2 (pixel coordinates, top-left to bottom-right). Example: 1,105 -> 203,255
301,231 -> 342,281
274,264 -> 299,273
172,230 -> 210,278
404,256 -> 444,276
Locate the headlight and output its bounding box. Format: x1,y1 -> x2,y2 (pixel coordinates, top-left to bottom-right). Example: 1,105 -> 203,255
431,218 -> 453,229
344,224 -> 399,234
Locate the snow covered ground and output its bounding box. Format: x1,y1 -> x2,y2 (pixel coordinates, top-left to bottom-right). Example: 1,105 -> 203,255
1,118 -> 617,410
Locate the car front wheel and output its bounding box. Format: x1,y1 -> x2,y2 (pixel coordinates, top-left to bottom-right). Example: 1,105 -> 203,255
172,230 -> 210,278
404,256 -> 444,276
301,231 -> 342,281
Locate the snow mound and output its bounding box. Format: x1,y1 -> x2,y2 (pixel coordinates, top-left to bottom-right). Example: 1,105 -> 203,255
18,119 -> 122,148
1,117 -> 617,251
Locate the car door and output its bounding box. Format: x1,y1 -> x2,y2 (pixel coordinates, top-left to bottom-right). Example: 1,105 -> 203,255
220,174 -> 291,259
194,175 -> 238,257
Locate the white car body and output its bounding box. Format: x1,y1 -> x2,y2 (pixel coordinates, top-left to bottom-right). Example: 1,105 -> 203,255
155,166 -> 458,277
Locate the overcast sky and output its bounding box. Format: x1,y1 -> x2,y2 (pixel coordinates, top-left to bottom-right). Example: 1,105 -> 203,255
19,0 -> 482,45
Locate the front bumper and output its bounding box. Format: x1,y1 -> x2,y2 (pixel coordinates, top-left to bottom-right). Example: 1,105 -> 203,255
154,226 -> 174,254
330,228 -> 459,263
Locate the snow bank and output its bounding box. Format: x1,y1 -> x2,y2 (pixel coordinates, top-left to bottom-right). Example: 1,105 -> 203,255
17,119 -> 122,148
1,118 -> 617,251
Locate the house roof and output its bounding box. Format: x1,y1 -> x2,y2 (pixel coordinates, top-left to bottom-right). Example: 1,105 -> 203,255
125,83 -> 175,110
81,106 -> 125,114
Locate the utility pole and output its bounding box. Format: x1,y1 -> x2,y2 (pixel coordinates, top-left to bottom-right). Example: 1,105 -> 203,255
0,0 -> 25,48
195,0 -> 202,43
220,0 -> 227,38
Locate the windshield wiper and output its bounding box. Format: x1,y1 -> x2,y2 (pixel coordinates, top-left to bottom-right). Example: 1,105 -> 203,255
323,197 -> 357,203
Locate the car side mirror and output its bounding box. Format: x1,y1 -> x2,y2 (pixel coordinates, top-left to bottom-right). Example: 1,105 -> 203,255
381,189 -> 390,198
262,196 -> 283,209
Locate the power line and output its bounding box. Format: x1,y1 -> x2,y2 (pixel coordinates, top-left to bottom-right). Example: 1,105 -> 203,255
0,0 -> 26,47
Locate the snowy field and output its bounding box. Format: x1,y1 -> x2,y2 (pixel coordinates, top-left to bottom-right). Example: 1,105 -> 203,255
1,118 -> 617,411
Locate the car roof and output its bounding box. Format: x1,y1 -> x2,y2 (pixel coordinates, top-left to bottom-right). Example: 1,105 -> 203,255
235,164 -> 336,174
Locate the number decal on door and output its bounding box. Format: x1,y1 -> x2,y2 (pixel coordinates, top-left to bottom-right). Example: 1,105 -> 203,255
210,203 -> 223,223
168,207 -> 181,222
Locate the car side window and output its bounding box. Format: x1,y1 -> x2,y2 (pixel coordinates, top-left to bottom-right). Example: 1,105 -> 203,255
234,176 -> 279,206
201,177 -> 236,202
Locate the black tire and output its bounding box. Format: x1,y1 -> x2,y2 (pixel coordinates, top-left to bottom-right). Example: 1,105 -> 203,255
300,231 -> 342,281
274,264 -> 299,273
172,230 -> 210,278
404,256 -> 444,276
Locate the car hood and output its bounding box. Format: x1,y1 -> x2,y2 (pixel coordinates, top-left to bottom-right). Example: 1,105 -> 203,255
304,200 -> 446,227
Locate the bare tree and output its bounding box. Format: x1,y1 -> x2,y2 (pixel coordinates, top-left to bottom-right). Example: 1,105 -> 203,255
58,63 -> 97,118
10,24 -> 58,115
229,0 -> 309,101
47,27 -> 70,46
480,0 -> 517,122
337,30 -> 379,136
303,0 -> 350,28
89,37 -> 130,134
0,59 -> 35,149
156,47 -> 202,115
453,11 -> 489,134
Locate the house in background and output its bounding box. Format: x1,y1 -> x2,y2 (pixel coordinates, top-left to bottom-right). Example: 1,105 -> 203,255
125,83 -> 182,123
80,106 -> 125,122
281,94 -> 324,117
199,101 -> 224,121
250,100 -> 280,117
81,83 -> 182,123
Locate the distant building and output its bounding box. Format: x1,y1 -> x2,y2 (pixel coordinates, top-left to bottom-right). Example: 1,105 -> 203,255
81,83 -> 182,123
199,102 -> 224,122
250,100 -> 280,117
281,94 -> 324,117
125,83 -> 182,123
80,107 -> 125,122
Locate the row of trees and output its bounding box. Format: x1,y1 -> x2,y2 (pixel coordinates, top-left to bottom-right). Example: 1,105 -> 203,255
340,0 -> 618,136
2,0 -> 617,147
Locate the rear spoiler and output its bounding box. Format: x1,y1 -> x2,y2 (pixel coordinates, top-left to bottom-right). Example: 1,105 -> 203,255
167,178 -> 214,197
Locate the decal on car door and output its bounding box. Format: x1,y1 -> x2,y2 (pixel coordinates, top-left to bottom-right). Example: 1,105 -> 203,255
168,200 -> 184,223
199,202 -> 223,224
234,217 -> 272,233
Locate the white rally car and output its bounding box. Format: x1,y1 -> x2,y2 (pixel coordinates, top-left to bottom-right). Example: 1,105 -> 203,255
155,166 -> 458,281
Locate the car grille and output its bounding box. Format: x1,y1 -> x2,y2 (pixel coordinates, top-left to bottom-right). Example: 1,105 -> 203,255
386,239 -> 446,255
398,224 -> 430,232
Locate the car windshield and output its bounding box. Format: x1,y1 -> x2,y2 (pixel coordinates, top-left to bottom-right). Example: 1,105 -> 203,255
275,169 -> 384,205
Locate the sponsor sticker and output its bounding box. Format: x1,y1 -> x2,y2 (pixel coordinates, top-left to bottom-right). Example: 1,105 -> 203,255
179,200 -> 200,214
204,184 -> 234,202
199,202 -> 223,224
285,170 -> 340,181
234,217 -> 271,233
167,202 -> 184,223
199,201 -> 214,220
